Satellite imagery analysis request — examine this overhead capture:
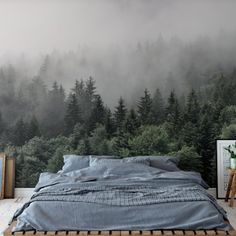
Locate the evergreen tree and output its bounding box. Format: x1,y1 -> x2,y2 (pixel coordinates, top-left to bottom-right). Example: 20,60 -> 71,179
47,146 -> 70,173
114,97 -> 127,132
39,55 -> 50,79
89,125 -> 111,155
184,89 -> 200,124
151,88 -> 164,125
85,76 -> 96,102
27,116 -> 41,140
213,73 -> 236,106
137,89 -> 153,125
41,82 -> 66,137
180,89 -> 200,146
179,122 -> 198,147
73,79 -> 85,98
124,109 -> 139,135
219,105 -> 236,126
87,95 -> 105,132
165,91 -> 181,138
77,138 -> 91,155
11,118 -> 29,146
196,104 -> 217,182
28,76 -> 47,116
82,77 -> 97,123
174,146 -> 203,173
104,108 -> 115,137
129,125 -> 169,155
64,93 -> 80,134
69,123 -> 87,149
112,130 -> 130,156
221,124 -> 236,139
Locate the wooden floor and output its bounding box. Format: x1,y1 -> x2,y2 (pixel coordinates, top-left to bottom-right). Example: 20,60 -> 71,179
0,189 -> 236,236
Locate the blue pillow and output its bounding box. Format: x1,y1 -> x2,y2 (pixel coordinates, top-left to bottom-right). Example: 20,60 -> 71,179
62,155 -> 120,173
124,156 -> 179,171
89,156 -> 150,167
62,155 -> 90,173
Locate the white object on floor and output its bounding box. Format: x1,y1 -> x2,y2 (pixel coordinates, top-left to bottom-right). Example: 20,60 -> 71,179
0,188 -> 236,236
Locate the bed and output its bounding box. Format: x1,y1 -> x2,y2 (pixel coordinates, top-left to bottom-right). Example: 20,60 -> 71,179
4,155 -> 236,236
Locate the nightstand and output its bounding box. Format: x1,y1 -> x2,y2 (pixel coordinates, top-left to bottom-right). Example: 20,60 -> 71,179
225,168 -> 236,207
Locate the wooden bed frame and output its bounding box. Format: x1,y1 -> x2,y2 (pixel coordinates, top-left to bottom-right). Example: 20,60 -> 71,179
4,221 -> 236,236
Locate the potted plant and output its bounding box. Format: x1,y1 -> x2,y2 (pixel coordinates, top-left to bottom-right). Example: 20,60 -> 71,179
224,143 -> 236,169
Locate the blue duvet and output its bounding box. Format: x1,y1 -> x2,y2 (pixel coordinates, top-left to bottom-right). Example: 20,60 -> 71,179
12,162 -> 228,231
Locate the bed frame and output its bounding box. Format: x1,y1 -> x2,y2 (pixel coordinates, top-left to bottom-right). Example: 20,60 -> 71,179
4,221 -> 236,236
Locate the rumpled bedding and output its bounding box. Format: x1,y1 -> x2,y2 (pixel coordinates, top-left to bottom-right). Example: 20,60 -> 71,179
12,162 -> 228,231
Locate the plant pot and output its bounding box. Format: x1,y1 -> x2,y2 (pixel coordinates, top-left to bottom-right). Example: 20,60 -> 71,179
230,158 -> 236,169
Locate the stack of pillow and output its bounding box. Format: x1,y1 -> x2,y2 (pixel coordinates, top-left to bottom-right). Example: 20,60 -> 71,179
60,154 -> 180,174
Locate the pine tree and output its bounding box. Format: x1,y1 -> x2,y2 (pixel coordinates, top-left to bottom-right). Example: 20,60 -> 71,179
137,89 -> 153,125
112,130 -> 130,156
27,116 -> 41,140
85,76 -> 96,102
87,95 -> 105,132
39,55 -> 50,79
11,118 -> 28,146
196,103 -> 217,182
104,108 -> 115,137
59,84 -> 65,100
152,88 -> 164,125
64,93 -> 80,134
91,95 -> 105,124
114,97 -> 127,132
82,77 -> 97,123
124,109 -> 139,135
73,80 -> 85,97
40,82 -> 66,137
180,89 -> 200,146
165,91 -> 181,138
184,89 -> 200,124
70,123 -> 87,149
77,138 -> 91,155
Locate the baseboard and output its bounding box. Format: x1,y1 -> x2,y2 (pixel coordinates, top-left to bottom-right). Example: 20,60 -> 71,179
15,188 -> 34,198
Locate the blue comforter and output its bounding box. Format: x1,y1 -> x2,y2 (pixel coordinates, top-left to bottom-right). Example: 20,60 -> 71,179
12,163 -> 228,231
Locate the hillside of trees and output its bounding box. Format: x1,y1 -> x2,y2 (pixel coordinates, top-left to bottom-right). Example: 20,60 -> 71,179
1,64 -> 236,187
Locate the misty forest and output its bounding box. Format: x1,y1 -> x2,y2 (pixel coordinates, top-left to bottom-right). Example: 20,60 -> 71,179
1,34 -> 236,187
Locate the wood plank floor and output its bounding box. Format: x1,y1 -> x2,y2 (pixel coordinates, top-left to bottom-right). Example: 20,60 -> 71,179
0,189 -> 236,236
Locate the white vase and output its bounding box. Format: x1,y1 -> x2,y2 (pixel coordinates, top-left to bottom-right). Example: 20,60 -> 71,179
230,158 -> 236,169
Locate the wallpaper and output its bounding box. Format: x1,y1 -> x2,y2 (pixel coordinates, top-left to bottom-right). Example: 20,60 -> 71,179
0,0 -> 235,187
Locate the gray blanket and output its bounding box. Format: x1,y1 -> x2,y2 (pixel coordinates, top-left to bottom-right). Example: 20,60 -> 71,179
12,163 -> 228,231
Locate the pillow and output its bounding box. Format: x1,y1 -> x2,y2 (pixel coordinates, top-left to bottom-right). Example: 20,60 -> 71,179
124,156 -> 179,171
61,155 -> 90,173
62,155 -> 119,173
89,156 -> 150,167
124,158 -> 150,166
89,157 -> 124,167
90,155 -> 121,159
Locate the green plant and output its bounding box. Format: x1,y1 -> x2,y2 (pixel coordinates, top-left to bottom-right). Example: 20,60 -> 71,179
224,142 -> 236,159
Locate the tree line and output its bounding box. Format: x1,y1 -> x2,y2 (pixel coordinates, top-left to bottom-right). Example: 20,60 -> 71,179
1,69 -> 236,187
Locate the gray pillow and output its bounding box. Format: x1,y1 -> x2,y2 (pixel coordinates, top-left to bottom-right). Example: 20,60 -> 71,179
62,155 -> 119,173
90,155 -> 120,159
62,155 -> 90,173
124,156 -> 179,171
90,157 -> 150,167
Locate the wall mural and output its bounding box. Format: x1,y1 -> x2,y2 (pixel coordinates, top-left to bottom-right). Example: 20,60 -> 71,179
0,0 -> 236,187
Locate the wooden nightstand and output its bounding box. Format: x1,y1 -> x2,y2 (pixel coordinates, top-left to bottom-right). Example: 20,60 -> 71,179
225,168 -> 236,207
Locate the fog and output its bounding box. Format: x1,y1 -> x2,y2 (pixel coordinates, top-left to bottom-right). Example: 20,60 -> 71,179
0,0 -> 236,106
0,0 -> 235,54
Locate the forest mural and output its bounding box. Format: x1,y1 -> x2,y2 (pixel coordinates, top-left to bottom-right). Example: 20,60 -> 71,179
0,0 -> 236,187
